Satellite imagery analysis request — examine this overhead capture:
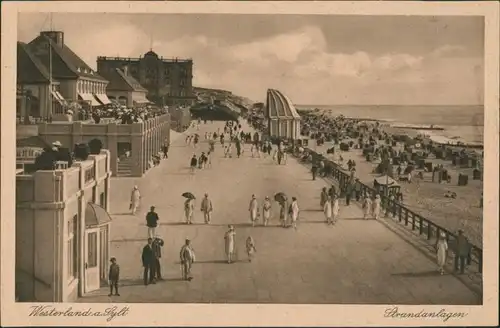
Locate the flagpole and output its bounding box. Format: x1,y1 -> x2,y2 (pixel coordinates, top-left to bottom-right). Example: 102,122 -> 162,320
48,13 -> 53,119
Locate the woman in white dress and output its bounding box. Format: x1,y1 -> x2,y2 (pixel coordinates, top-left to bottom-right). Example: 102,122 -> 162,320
130,185 -> 141,215
224,225 -> 236,264
332,196 -> 340,225
372,194 -> 381,220
262,196 -> 272,226
290,197 -> 300,230
363,195 -> 372,219
184,198 -> 195,224
436,232 -> 448,275
249,194 -> 259,227
323,195 -> 333,224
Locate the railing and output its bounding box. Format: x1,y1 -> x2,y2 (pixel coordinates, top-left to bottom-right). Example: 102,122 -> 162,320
301,147 -> 483,274
17,147 -> 43,160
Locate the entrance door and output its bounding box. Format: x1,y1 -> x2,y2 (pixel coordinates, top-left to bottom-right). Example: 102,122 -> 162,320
84,228 -> 100,293
99,226 -> 109,285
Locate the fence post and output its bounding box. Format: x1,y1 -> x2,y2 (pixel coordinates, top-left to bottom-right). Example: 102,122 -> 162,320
427,222 -> 432,240
411,213 -> 416,230
404,210 -> 409,226
419,216 -> 423,235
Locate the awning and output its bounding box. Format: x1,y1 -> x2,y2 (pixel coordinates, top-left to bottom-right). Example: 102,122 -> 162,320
51,91 -> 65,104
94,93 -> 111,105
85,202 -> 112,227
78,93 -> 101,107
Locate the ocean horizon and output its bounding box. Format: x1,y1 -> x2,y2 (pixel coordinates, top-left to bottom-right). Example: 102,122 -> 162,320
294,104 -> 484,144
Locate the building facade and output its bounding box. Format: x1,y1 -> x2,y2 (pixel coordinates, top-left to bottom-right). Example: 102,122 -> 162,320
24,31 -> 111,119
97,51 -> 196,106
266,89 -> 301,140
98,67 -> 150,107
16,150 -> 112,302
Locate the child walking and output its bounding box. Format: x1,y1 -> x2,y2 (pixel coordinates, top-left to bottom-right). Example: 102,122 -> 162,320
246,236 -> 257,262
108,257 -> 120,297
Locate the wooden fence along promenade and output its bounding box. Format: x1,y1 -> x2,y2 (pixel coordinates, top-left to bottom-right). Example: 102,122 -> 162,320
299,147 -> 483,275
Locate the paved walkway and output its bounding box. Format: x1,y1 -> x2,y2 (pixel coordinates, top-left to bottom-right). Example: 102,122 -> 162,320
79,121 -> 480,304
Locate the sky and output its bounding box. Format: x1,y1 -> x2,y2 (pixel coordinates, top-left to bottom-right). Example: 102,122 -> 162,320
17,13 -> 484,105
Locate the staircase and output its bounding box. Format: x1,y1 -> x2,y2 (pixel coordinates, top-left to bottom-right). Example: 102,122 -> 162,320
117,157 -> 133,177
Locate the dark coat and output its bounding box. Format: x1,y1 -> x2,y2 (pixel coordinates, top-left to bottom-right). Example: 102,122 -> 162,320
108,263 -> 120,281
142,244 -> 155,266
146,211 -> 159,227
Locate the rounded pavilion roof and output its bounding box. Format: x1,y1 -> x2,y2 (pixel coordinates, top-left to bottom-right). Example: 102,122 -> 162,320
266,89 -> 301,119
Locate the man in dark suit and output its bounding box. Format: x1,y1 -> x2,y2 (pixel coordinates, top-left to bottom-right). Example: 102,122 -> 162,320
142,238 -> 155,285
152,236 -> 165,281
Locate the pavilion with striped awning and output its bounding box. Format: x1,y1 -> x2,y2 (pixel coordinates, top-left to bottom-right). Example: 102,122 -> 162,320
265,89 -> 301,140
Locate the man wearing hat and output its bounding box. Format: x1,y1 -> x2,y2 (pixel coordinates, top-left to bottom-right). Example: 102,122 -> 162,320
145,206 -> 159,239
152,235 -> 165,281
200,193 -> 213,224
142,238 -> 156,285
179,239 -> 196,281
453,229 -> 470,274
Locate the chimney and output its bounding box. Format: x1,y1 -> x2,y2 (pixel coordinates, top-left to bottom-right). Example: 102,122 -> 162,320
40,31 -> 64,47
122,65 -> 129,76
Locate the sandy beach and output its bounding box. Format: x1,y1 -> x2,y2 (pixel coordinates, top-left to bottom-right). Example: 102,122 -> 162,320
305,111 -> 483,248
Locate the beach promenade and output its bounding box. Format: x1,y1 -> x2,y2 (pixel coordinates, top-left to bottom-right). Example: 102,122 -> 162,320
79,121 -> 480,304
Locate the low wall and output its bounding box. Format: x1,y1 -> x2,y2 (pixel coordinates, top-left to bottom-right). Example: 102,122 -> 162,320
34,114 -> 170,177
298,147 -> 483,275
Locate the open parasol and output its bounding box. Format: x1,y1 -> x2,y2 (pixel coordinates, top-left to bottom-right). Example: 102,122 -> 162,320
182,192 -> 196,199
274,192 -> 287,203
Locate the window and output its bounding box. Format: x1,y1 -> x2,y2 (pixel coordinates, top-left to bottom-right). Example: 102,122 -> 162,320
100,192 -> 105,207
67,215 -> 78,280
87,232 -> 98,268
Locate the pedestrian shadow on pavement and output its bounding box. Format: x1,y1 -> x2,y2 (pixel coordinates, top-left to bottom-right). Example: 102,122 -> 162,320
174,260 -> 245,264
391,270 -> 443,278
209,223 -> 284,228
300,209 -> 323,212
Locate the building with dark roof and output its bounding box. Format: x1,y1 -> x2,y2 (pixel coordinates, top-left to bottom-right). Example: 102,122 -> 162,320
23,31 -> 111,118
17,42 -> 66,121
98,67 -> 151,107
97,50 -> 196,106
266,89 -> 301,140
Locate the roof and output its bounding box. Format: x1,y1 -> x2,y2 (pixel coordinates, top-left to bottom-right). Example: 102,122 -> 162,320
17,42 -> 50,84
99,68 -> 147,92
144,50 -> 159,58
267,89 -> 301,119
27,34 -> 107,81
85,202 -> 112,227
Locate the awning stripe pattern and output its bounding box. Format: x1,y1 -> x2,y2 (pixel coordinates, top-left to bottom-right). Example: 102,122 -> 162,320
94,93 -> 111,105
78,93 -> 101,106
266,89 -> 301,119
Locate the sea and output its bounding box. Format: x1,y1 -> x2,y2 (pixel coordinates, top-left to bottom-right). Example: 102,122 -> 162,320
295,105 -> 484,145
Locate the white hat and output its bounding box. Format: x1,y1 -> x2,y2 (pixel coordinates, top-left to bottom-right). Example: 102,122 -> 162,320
440,232 -> 446,238
52,141 -> 62,147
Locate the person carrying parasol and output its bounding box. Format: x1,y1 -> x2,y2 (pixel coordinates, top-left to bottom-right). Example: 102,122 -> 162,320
182,192 -> 196,224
